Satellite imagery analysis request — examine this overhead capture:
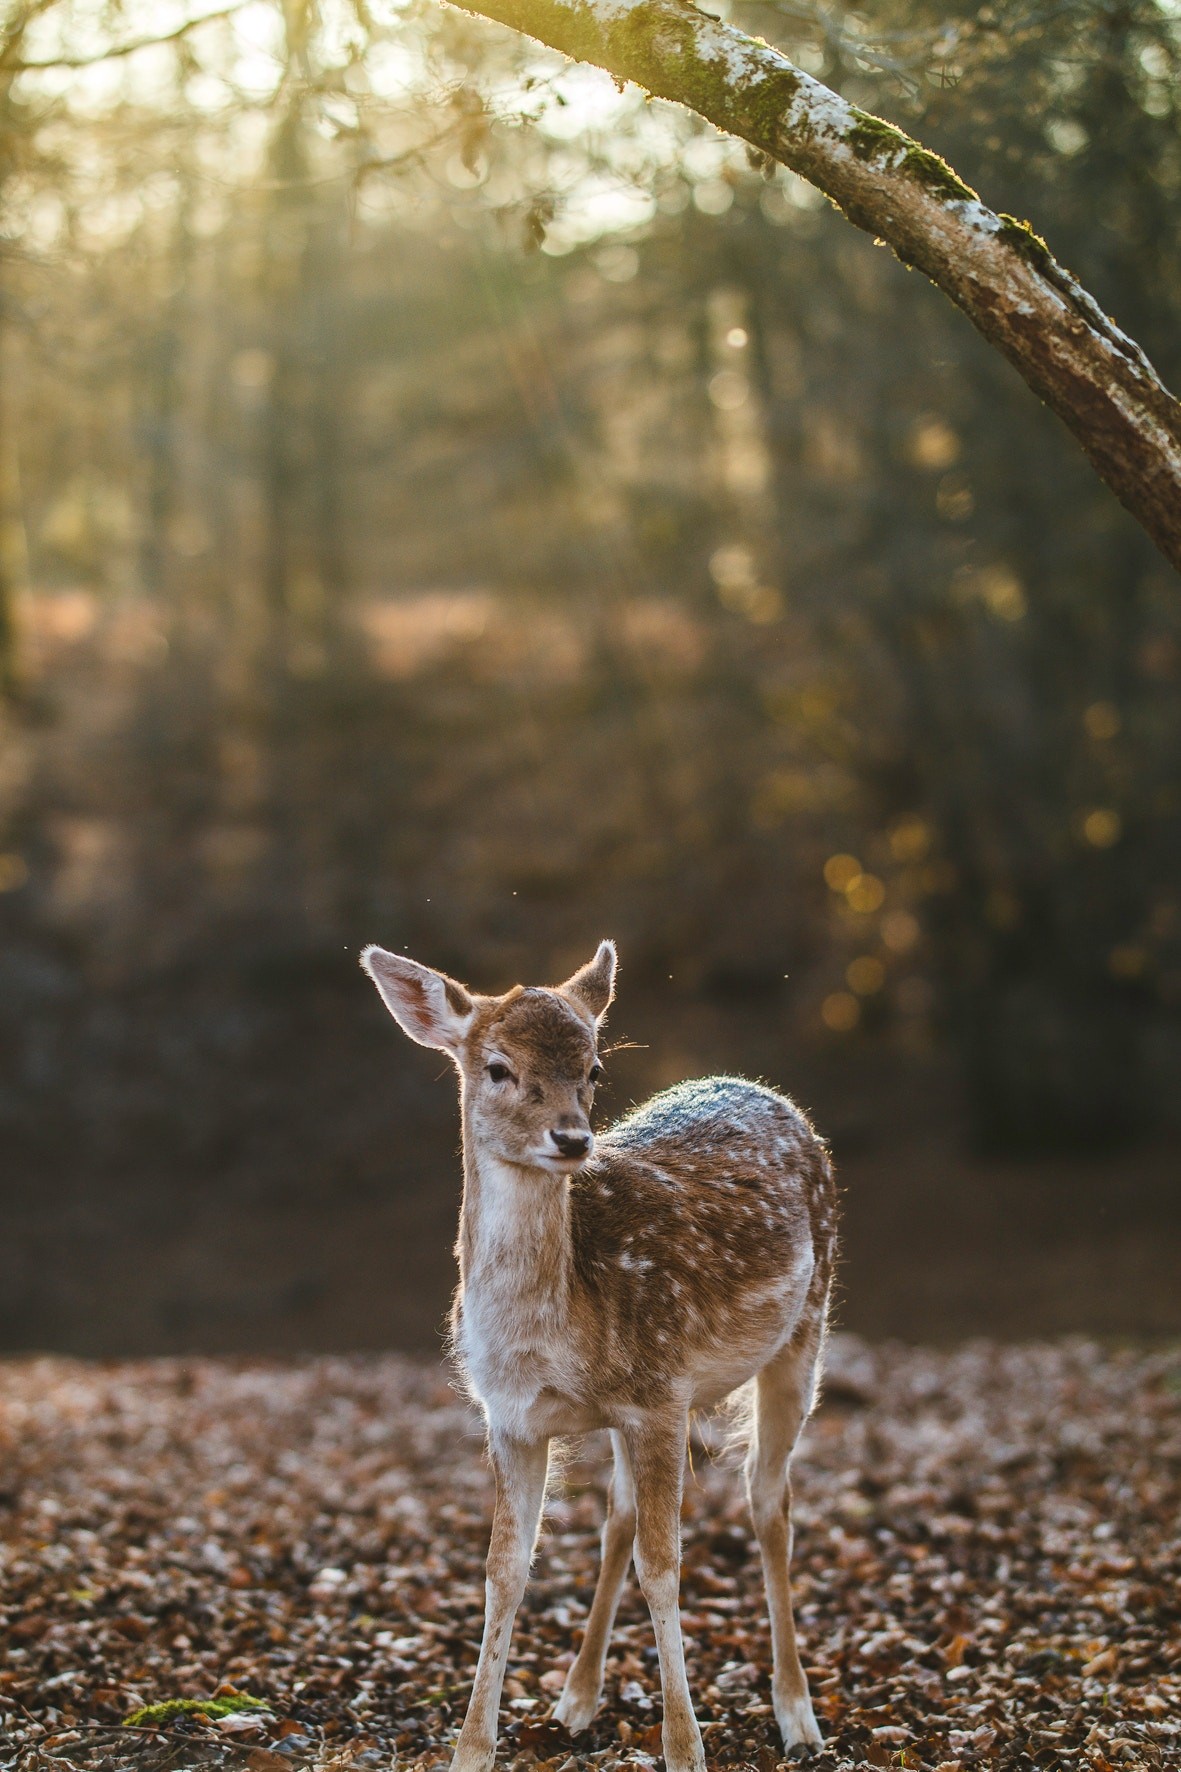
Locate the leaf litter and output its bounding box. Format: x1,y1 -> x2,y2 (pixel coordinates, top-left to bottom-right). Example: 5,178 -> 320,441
0,1338 -> 1178,1771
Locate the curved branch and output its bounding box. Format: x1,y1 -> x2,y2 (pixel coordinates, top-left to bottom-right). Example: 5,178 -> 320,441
8,4 -> 246,72
451,0 -> 1181,572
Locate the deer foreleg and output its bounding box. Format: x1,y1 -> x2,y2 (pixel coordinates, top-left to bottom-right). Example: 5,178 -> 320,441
452,1433 -> 550,1772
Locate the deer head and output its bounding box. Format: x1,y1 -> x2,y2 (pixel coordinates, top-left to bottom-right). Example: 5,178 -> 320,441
361,941 -> 616,1174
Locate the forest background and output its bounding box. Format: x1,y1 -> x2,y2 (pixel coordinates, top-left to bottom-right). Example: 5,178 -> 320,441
1,0 -> 1179,1358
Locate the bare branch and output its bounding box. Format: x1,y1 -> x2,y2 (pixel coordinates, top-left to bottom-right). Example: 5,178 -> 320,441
9,3 -> 248,73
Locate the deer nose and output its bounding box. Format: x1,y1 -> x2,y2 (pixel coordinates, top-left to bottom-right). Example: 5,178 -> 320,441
550,1129 -> 591,1159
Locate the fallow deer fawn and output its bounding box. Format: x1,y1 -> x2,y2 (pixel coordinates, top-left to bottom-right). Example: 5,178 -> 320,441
362,940 -> 836,1771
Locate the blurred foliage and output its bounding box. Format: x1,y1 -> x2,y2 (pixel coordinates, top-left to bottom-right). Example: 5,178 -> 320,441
0,0 -> 1178,1171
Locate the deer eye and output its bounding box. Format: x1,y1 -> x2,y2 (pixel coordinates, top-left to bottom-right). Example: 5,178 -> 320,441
588,1062 -> 604,1085
486,1061 -> 515,1084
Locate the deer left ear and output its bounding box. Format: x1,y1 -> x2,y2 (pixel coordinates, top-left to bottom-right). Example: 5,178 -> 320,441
559,939 -> 617,1023
361,945 -> 475,1055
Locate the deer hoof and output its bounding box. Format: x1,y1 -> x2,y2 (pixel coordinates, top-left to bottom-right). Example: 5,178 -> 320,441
776,1692 -> 824,1752
552,1682 -> 599,1734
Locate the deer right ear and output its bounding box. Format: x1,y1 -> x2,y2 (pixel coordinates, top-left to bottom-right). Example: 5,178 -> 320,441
560,939 -> 617,1023
361,946 -> 475,1055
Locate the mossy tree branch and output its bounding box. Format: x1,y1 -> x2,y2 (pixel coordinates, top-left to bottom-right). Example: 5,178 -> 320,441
452,0 -> 1181,573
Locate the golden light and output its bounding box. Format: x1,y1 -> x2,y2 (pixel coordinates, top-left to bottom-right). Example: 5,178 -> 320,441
823,853 -> 862,892
708,370 -> 749,410
907,415 -> 960,471
1084,701 -> 1121,740
888,814 -> 931,863
721,584 -> 783,623
1082,808 -> 1122,849
1108,944 -> 1147,979
709,543 -> 754,588
799,685 -> 840,723
846,955 -> 886,995
881,910 -> 920,953
980,567 -> 1026,622
751,770 -> 815,827
846,873 -> 886,914
821,991 -> 860,1032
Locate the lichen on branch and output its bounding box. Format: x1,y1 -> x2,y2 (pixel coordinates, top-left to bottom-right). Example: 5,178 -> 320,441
996,211 -> 1056,276
845,108 -> 979,205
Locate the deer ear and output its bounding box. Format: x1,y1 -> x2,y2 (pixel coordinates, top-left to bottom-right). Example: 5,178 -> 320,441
560,939 -> 617,1022
361,946 -> 474,1055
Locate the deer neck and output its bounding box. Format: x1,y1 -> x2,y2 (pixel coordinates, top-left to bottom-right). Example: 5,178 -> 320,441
457,1108 -> 573,1322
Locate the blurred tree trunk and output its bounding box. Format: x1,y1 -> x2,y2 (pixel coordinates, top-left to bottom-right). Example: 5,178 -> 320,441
140,153 -> 196,604
304,203 -> 348,619
251,0 -> 353,935
261,106 -> 307,653
0,303 -> 29,699
259,110 -> 349,674
0,25 -> 31,698
453,0 -> 1181,575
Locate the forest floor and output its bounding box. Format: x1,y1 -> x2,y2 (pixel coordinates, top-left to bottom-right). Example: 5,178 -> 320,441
0,1340 -> 1178,1772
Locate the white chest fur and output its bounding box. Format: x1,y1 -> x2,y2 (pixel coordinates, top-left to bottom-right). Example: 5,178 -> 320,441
456,1155 -> 586,1437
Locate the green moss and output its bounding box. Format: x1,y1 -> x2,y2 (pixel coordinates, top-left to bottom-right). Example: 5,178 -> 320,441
124,1694 -> 270,1728
905,145 -> 977,204
846,107 -> 978,205
628,6 -> 791,121
846,110 -> 911,159
742,65 -> 804,143
997,212 -> 1055,275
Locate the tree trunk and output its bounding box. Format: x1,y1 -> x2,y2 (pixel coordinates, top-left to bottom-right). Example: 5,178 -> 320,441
0,305 -> 29,698
451,0 -> 1181,574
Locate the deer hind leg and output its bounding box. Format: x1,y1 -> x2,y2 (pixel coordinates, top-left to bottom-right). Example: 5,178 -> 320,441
553,1430 -> 635,1733
626,1413 -> 706,1772
747,1329 -> 825,1753
452,1434 -> 550,1772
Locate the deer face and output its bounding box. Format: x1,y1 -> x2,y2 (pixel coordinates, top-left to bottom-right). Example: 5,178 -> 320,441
472,990 -> 602,1172
361,940 -> 616,1176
